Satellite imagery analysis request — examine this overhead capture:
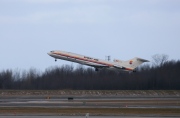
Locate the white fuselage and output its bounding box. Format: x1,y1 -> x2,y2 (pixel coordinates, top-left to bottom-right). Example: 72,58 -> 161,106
48,50 -> 135,72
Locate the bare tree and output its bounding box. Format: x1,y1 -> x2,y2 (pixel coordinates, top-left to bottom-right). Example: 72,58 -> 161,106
1,57 -> 180,90
152,54 -> 169,67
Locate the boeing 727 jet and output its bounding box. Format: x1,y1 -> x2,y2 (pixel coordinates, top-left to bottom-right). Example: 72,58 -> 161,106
48,50 -> 149,72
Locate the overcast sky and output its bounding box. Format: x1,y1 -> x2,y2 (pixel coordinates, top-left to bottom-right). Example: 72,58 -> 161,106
0,0 -> 180,71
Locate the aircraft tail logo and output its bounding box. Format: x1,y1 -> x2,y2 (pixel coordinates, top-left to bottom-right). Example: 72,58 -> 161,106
127,57 -> 149,69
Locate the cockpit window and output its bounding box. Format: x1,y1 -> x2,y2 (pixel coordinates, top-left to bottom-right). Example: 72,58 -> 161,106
51,51 -> 54,53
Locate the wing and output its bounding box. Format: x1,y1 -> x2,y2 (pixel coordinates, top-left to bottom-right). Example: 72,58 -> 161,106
84,61 -> 110,68
114,65 -> 134,71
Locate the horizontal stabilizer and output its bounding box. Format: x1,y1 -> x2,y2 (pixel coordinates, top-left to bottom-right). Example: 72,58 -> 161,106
136,58 -> 149,62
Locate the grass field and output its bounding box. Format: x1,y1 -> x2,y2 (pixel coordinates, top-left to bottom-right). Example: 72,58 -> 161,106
1,107 -> 180,116
0,90 -> 180,96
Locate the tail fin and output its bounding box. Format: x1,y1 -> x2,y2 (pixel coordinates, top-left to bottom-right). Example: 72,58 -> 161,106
126,57 -> 149,69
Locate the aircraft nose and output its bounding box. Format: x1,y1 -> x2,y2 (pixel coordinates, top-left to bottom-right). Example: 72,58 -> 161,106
47,52 -> 52,56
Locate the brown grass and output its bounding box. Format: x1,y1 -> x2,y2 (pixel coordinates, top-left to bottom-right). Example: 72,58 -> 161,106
0,107 -> 180,115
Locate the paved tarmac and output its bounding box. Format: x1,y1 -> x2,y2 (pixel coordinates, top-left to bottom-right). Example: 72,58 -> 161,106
0,95 -> 180,117
0,96 -> 180,108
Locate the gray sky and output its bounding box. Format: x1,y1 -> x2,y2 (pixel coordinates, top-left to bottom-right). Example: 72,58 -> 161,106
1,0 -> 180,71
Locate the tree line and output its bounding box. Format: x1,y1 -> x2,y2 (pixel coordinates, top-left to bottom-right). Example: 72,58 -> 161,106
0,54 -> 180,90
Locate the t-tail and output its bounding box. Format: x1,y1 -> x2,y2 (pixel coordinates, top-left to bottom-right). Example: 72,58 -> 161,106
127,57 -> 149,69
114,57 -> 149,72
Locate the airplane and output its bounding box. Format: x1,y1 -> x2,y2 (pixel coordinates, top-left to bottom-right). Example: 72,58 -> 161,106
48,50 -> 149,72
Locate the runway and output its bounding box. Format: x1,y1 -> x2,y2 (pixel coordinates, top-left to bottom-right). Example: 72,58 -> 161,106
0,90 -> 180,116
0,96 -> 180,108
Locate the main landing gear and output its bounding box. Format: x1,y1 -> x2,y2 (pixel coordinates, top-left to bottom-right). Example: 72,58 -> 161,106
95,68 -> 99,71
55,59 -> 57,62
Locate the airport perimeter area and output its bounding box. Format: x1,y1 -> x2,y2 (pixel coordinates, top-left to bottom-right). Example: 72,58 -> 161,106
0,90 -> 180,117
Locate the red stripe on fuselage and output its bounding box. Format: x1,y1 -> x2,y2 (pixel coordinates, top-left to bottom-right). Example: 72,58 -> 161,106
53,52 -> 113,67
125,68 -> 133,71
52,52 -> 133,71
